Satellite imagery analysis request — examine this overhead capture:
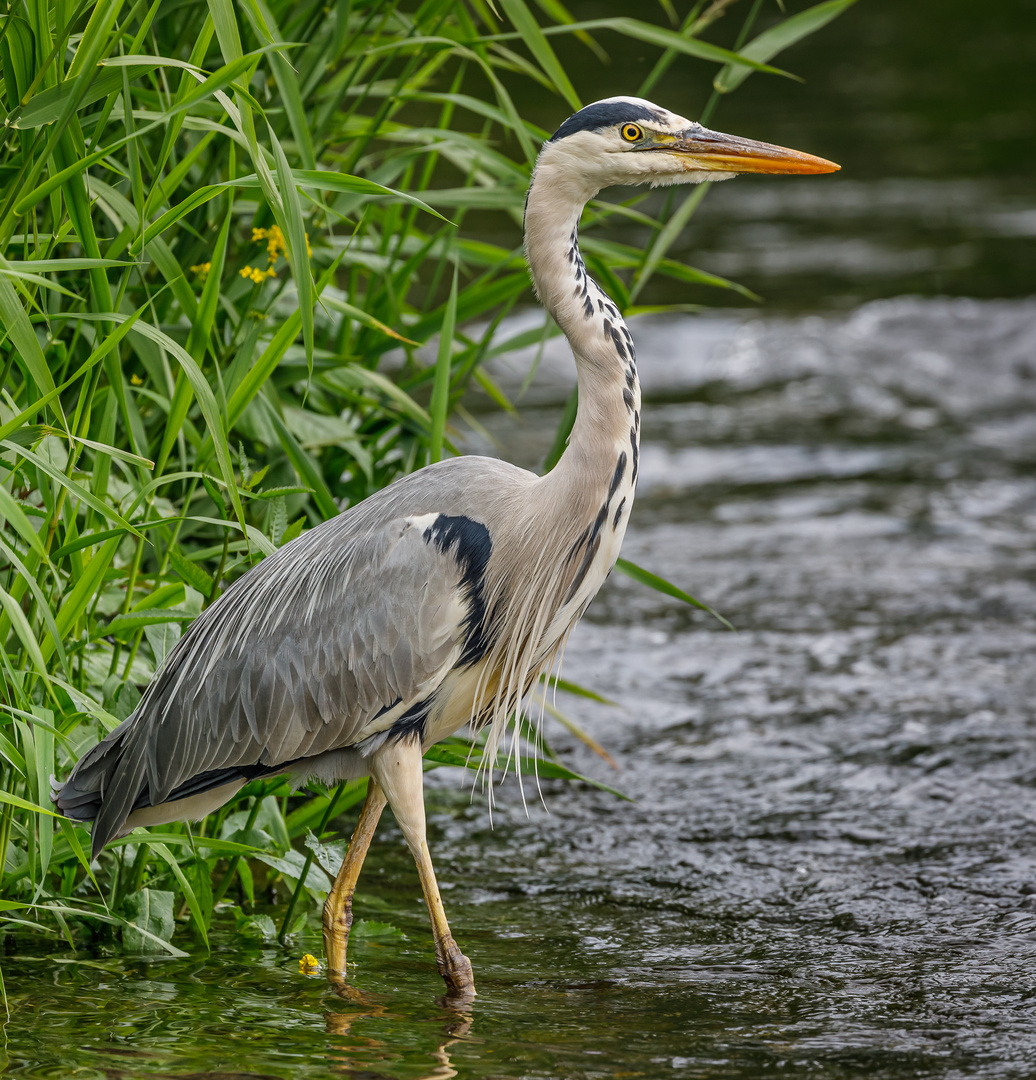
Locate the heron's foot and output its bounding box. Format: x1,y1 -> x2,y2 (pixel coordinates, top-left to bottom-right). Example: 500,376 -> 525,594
436,934 -> 475,999
322,894 -> 354,981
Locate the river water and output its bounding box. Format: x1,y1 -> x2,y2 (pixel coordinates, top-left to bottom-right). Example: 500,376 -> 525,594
6,0 -> 1036,1076
8,296 -> 1036,1078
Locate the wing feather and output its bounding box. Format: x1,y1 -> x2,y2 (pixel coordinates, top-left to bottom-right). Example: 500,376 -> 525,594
64,508 -> 483,851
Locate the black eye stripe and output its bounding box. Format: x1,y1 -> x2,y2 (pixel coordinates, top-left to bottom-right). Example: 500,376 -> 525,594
548,101 -> 661,142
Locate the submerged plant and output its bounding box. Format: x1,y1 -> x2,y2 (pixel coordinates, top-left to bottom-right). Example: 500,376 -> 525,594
0,0 -> 855,958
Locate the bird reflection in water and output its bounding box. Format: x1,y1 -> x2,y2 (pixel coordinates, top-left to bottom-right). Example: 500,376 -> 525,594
322,981 -> 472,1079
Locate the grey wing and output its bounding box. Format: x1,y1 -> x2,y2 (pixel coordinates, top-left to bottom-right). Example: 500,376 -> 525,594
59,508 -> 489,851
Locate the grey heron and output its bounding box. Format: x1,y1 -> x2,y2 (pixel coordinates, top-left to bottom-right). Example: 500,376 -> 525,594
56,97 -> 837,996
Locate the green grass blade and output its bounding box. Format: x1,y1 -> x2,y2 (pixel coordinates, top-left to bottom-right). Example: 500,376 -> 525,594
499,0 -> 581,110
0,791 -> 62,818
0,273 -> 58,403
260,397 -> 338,520
429,268 -> 458,464
0,440 -> 144,537
148,840 -> 210,950
629,183 -> 710,303
0,584 -> 51,685
267,126 -> 314,373
41,536 -> 122,664
714,0 -> 859,93
614,557 -> 735,631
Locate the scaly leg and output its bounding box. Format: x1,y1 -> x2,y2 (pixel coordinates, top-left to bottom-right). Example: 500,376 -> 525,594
323,780 -> 387,979
371,738 -> 475,998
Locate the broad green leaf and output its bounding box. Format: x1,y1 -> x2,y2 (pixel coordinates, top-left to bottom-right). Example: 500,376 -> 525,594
167,548 -> 215,596
122,888 -> 175,952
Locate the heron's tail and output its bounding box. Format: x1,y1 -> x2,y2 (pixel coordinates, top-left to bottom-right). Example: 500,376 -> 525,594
53,718 -> 150,860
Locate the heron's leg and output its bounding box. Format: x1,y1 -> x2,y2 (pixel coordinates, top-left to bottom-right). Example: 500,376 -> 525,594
323,779 -> 387,979
371,738 -> 475,997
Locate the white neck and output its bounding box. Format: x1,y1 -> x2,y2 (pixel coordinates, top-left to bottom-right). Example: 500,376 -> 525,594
524,157 -> 641,491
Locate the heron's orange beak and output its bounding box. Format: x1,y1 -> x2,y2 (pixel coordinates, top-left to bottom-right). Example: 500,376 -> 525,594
663,127 -> 839,175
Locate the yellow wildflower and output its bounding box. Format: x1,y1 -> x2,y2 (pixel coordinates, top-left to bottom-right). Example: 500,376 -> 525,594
299,953 -> 320,973
266,225 -> 286,263
130,373 -> 143,386
252,225 -> 286,264
189,262 -> 211,281
251,224 -> 312,266
240,265 -> 277,284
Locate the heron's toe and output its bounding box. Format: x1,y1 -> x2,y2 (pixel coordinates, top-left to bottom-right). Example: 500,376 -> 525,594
437,937 -> 475,998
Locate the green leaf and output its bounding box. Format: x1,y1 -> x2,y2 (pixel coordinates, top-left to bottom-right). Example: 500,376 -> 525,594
144,621 -> 182,667
255,850 -> 330,896
167,547 -> 216,596
0,484 -> 48,560
42,536 -> 122,664
0,790 -> 62,818
13,120 -> 165,214
267,125 -> 314,372
65,311 -> 246,541
150,840 -> 210,950
156,198 -> 235,476
614,558 -> 735,631
0,440 -> 143,538
714,0 -> 859,93
320,295 -> 418,345
429,268 -> 458,464
260,397 -> 338,521
122,888 -> 176,952
421,742 -> 631,801
11,64 -> 163,128
352,919 -> 404,940
0,271 -> 57,402
542,673 -> 616,706
0,583 -> 51,685
497,17 -> 798,78
499,0 -> 581,110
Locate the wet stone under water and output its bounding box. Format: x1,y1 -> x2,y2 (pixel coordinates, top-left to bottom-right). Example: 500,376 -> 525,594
7,297 -> 1036,1078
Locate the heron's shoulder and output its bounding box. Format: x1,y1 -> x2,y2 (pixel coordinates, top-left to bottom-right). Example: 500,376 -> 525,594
386,454 -> 533,495
329,455 -> 535,535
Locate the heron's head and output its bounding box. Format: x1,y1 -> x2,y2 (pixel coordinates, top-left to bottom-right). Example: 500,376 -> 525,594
536,96 -> 839,199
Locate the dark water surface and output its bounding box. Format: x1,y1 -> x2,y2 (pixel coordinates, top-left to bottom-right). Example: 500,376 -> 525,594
7,1 -> 1036,1077
8,297 -> 1036,1078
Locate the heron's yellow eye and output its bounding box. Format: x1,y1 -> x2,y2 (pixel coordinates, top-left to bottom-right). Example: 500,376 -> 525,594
621,123 -> 643,143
